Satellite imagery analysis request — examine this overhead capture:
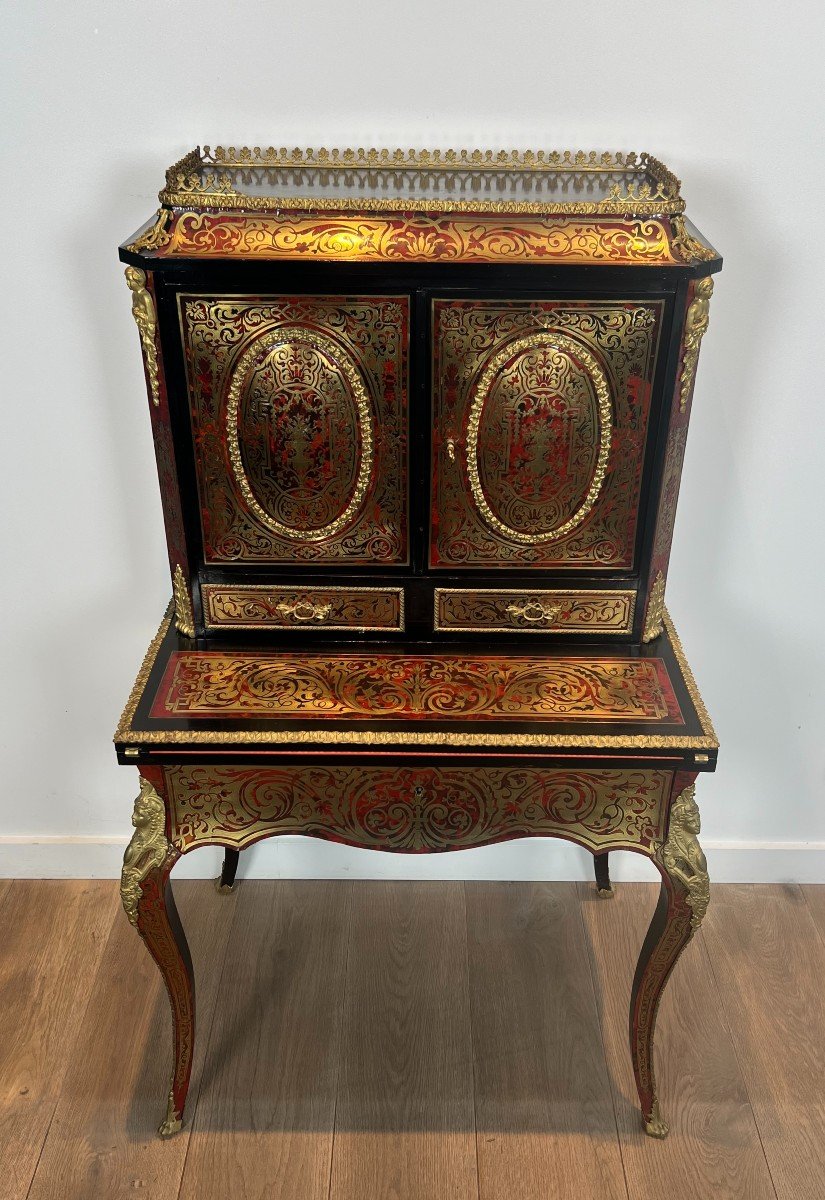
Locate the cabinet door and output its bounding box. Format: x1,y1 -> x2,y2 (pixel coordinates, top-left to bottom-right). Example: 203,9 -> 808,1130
180,295 -> 408,565
430,299 -> 663,570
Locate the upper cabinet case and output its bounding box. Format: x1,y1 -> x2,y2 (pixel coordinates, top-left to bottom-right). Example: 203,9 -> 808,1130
120,147 -> 720,642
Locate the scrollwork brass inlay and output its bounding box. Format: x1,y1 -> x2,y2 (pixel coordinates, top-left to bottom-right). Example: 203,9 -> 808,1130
165,764 -> 671,855
172,565 -> 195,638
151,650 -> 682,724
202,585 -> 405,631
181,295 -> 407,566
432,301 -> 660,569
465,332 -> 613,546
124,267 -> 160,406
662,783 -> 709,931
225,325 -> 374,543
120,777 -> 169,925
163,213 -> 680,264
434,589 -> 635,634
114,604 -> 717,751
679,278 -> 714,412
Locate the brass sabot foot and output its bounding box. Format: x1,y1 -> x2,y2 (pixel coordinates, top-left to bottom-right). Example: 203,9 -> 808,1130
215,877 -> 235,895
158,1093 -> 183,1138
643,1099 -> 669,1139
597,884 -> 615,899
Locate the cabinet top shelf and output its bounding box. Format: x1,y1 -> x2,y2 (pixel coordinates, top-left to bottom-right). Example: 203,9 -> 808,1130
158,146 -> 685,216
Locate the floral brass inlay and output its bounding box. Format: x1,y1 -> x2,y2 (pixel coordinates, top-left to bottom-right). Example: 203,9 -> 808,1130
120,777 -> 169,925
434,589 -> 635,634
432,301 -> 661,569
662,783 -> 709,931
465,332 -> 612,545
202,585 -> 404,631
161,213 -> 681,264
164,764 -> 672,855
125,267 -> 160,406
180,295 -> 408,565
150,650 -> 682,724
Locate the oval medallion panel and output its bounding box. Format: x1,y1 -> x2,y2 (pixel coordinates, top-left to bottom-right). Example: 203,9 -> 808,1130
226,326 -> 374,541
466,331 -> 613,544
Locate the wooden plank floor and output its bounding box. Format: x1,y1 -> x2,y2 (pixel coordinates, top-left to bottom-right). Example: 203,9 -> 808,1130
3,879 -> 825,1200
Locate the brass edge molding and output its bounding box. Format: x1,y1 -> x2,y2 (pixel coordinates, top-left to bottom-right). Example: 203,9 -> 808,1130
679,277 -> 714,412
121,728 -> 718,749
120,777 -> 170,924
224,326 -> 374,543
642,572 -> 666,643
172,566 -> 195,637
124,267 -> 160,406
669,215 -> 716,264
160,193 -> 686,217
114,603 -> 717,751
114,602 -> 174,741
465,332 -> 612,545
662,783 -> 709,931
126,208 -> 173,254
662,608 -> 718,743
202,584 -> 406,632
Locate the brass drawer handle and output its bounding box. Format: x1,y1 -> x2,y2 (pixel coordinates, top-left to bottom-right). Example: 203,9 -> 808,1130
275,598 -> 333,623
505,599 -> 563,625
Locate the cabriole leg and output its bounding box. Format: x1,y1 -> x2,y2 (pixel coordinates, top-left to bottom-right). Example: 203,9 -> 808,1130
629,781 -> 709,1138
121,775 -> 194,1139
216,847 -> 240,894
593,850 -> 613,897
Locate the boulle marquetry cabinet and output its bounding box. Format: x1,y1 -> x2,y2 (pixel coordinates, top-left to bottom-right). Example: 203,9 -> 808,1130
116,146 -> 721,1140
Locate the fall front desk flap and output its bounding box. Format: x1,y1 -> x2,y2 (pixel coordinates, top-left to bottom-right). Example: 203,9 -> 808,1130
115,605 -> 717,762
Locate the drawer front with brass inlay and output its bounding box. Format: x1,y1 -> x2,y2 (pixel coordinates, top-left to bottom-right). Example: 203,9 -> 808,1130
434,588 -> 635,634
165,764 -> 671,855
202,585 -> 405,631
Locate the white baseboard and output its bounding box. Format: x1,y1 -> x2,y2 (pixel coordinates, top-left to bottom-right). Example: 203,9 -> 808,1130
0,836 -> 822,884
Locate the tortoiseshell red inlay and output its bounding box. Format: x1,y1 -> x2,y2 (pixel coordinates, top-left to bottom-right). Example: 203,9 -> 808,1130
149,651 -> 683,724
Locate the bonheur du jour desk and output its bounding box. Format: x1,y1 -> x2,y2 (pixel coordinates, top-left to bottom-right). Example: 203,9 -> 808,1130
116,146 -> 721,1140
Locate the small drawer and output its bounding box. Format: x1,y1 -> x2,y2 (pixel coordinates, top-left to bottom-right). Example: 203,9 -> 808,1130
202,585 -> 405,631
434,588 -> 635,634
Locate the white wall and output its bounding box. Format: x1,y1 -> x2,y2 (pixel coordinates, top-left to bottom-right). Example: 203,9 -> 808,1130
2,1 -> 823,881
